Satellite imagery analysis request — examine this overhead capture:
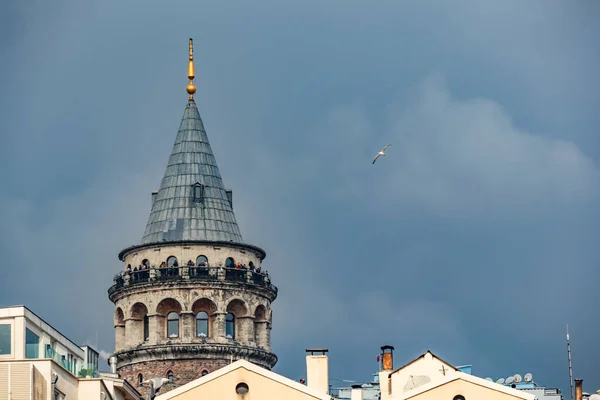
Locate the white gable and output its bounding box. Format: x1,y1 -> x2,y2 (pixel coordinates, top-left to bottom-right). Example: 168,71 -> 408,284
155,360 -> 331,400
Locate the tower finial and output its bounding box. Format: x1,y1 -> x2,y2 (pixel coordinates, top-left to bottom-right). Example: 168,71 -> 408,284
186,38 -> 196,99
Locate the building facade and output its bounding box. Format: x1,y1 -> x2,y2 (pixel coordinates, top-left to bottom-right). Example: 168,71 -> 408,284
0,305 -> 140,400
107,39 -> 277,397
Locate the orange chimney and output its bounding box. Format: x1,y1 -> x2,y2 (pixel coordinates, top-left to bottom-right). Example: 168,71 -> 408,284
381,345 -> 394,371
575,378 -> 583,400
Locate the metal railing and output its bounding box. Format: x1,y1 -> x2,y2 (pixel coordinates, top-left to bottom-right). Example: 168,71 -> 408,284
109,267 -> 276,295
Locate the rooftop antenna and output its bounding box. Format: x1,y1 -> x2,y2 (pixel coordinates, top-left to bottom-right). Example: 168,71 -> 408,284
567,325 -> 574,400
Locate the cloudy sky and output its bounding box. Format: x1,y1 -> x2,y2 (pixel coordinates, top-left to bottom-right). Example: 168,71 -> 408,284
1,0 -> 599,395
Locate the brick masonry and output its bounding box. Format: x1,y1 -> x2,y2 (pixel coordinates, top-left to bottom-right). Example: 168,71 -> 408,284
120,359 -> 229,398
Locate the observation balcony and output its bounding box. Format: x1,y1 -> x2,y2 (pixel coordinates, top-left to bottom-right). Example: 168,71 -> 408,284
108,266 -> 277,297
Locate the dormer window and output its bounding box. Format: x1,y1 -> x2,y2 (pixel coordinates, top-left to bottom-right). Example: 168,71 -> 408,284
192,183 -> 204,203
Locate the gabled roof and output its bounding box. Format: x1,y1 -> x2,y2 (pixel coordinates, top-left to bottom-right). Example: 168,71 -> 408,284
389,350 -> 458,377
400,372 -> 535,400
389,350 -> 459,377
141,99 -> 244,244
154,359 -> 332,400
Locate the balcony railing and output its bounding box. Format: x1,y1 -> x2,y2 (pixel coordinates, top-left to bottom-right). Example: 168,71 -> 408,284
109,267 -> 277,296
44,347 -> 99,378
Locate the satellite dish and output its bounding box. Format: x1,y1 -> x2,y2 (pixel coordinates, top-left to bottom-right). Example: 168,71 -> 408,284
524,373 -> 533,382
514,374 -> 522,383
506,376 -> 514,385
485,377 -> 493,382
496,378 -> 505,385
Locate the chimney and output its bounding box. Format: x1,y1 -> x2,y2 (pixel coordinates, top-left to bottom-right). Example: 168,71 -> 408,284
351,384 -> 363,400
306,349 -> 329,396
378,345 -> 395,400
576,378 -> 583,400
108,356 -> 117,374
381,345 -> 395,371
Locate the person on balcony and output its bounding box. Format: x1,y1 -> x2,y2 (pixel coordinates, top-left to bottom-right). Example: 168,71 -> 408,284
159,261 -> 167,269
126,264 -> 132,274
187,260 -> 194,267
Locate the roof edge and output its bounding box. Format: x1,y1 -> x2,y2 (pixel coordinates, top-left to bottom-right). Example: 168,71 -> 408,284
118,241 -> 266,261
389,350 -> 459,377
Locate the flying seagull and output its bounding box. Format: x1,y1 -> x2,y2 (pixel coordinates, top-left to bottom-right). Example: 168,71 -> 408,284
372,144 -> 391,164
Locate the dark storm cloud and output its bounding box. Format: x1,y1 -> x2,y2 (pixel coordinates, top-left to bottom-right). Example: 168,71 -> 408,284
1,0 -> 599,395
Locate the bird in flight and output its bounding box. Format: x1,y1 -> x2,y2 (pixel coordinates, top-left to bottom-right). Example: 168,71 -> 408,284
372,144 -> 391,164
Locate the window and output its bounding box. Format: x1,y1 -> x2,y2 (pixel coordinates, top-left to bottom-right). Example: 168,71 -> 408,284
143,315 -> 149,341
225,313 -> 235,339
0,324 -> 11,355
142,259 -> 150,268
192,183 -> 204,203
25,328 -> 39,358
453,396 -> 466,400
196,255 -> 208,266
236,382 -> 249,396
196,312 -> 208,337
45,344 -> 54,358
167,370 -> 174,384
201,370 -> 208,376
138,373 -> 143,386
167,256 -> 178,267
167,312 -> 179,338
225,257 -> 235,268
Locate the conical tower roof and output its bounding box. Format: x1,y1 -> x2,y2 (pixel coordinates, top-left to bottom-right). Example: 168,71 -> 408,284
141,99 -> 243,244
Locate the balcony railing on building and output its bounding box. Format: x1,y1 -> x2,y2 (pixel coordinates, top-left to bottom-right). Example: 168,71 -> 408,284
44,346 -> 99,378
109,266 -> 276,295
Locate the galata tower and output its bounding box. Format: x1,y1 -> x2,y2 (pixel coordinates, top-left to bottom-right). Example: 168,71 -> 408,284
108,38 -> 277,397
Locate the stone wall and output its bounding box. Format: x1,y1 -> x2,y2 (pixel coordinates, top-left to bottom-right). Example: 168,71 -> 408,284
121,243 -> 264,271
119,358 -> 229,398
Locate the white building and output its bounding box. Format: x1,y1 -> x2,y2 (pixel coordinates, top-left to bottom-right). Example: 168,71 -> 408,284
0,305 -> 141,400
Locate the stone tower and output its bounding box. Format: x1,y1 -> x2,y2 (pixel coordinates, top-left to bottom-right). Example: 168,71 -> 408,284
108,39 -> 277,396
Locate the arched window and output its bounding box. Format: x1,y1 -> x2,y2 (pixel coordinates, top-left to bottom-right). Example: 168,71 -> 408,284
225,257 -> 235,268
142,259 -> 150,268
167,370 -> 174,384
225,313 -> 235,339
201,370 -> 208,376
167,256 -> 178,267
138,373 -> 143,386
196,255 -> 208,266
167,312 -> 179,338
196,312 -> 208,337
143,315 -> 149,341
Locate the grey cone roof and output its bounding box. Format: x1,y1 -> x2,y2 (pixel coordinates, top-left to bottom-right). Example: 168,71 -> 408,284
141,99 -> 244,244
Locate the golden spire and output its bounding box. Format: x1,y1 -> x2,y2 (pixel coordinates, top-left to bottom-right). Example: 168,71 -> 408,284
186,38 -> 197,99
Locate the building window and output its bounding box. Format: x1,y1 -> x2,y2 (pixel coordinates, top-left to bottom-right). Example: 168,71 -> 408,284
196,312 -> 208,337
142,259 -> 150,268
236,382 -> 249,396
196,255 -> 208,266
138,373 -> 143,386
167,256 -> 178,268
143,315 -> 150,341
0,324 -> 11,355
225,313 -> 235,339
25,328 -> 39,358
167,370 -> 174,384
201,370 -> 208,376
225,257 -> 235,268
167,312 -> 179,338
192,183 -> 204,203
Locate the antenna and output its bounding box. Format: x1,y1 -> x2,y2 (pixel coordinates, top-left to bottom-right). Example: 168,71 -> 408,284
514,374 -> 522,383
496,378 -> 505,385
567,325 -> 574,400
524,373 -> 533,383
